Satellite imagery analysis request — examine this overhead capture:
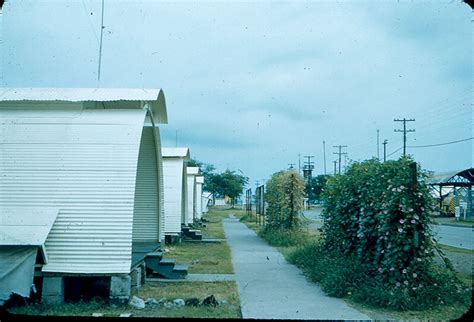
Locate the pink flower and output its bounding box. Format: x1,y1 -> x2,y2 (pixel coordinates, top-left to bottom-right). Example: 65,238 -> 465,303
378,267 -> 382,272
381,250 -> 385,254
399,219 -> 405,224
389,267 -> 395,271
411,220 -> 416,224
412,273 -> 417,278
416,258 -> 422,262
402,269 -> 407,274
398,228 -> 403,233
404,281 -> 409,285
414,215 -> 419,220
412,287 -> 417,291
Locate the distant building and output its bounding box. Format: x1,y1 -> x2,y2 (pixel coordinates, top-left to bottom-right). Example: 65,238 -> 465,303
161,147 -> 191,242
185,167 -> 200,224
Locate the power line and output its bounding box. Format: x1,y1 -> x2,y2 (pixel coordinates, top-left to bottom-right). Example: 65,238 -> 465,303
387,147 -> 403,158
407,137 -> 473,148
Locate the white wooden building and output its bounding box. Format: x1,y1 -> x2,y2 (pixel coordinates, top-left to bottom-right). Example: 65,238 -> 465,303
0,88 -> 168,303
161,147 -> 190,238
195,176 -> 204,220
185,167 -> 200,224
202,191 -> 213,214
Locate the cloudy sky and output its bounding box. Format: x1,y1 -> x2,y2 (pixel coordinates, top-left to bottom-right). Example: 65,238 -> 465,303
2,0 -> 472,188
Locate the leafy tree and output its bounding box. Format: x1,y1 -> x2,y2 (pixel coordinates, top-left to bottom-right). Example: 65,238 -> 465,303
207,169 -> 248,207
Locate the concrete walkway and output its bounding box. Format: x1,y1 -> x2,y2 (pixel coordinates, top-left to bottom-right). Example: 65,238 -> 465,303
223,217 -> 370,320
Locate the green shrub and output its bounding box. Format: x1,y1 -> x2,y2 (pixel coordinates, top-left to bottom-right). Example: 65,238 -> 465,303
288,242 -> 471,311
258,227 -> 309,247
321,157 -> 437,287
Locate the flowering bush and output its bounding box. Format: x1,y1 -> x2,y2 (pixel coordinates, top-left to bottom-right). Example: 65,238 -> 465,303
321,157 -> 436,289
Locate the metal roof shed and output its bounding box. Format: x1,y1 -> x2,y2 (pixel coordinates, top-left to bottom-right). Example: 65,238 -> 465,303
0,88 -> 168,275
428,168 -> 473,218
185,167 -> 200,224
195,176 -> 204,220
161,147 -> 191,236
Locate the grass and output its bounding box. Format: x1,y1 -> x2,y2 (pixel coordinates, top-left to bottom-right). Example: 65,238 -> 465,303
440,244 -> 474,255
164,242 -> 233,274
8,206 -> 241,319
238,210 -> 471,320
9,281 -> 241,319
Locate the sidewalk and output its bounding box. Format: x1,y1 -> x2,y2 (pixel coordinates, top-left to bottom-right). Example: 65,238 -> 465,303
223,217 -> 370,320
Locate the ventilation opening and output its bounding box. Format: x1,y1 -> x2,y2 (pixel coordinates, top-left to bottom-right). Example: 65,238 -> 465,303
64,276 -> 111,303
132,126 -> 159,242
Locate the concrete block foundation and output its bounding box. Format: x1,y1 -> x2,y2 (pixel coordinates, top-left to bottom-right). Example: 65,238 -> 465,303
41,277 -> 65,304
110,275 -> 131,304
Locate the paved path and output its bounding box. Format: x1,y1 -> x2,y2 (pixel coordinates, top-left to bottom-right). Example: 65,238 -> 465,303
223,217 -> 370,320
433,225 -> 473,250
304,208 -> 473,250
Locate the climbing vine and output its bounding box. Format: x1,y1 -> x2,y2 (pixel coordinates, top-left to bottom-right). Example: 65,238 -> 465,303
321,157 -> 437,290
264,170 -> 306,230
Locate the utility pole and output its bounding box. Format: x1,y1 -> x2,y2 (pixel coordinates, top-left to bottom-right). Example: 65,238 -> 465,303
383,139 -> 388,162
333,160 -> 337,175
298,154 -> 301,175
303,155 -> 315,180
394,118 -> 415,157
97,0 -> 105,82
377,129 -> 380,159
288,163 -> 295,170
333,145 -> 347,174
323,140 -> 327,175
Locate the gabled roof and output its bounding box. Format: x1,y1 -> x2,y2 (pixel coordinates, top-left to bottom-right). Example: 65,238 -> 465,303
187,167 -> 200,175
0,88 -> 167,123
162,147 -> 190,159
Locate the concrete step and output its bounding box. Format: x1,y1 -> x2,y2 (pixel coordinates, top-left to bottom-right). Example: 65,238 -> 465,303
159,258 -> 176,266
145,257 -> 187,279
172,264 -> 188,279
146,251 -> 163,259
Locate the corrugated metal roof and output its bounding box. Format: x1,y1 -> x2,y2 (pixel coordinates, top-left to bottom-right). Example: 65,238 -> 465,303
0,207 -> 59,245
162,147 -> 190,159
162,158 -> 187,234
428,168 -> 474,184
0,87 -> 168,124
0,107 -> 165,274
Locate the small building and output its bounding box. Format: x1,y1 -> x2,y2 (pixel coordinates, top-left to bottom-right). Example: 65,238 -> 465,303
0,88 -> 168,304
185,167 -> 200,224
195,176 -> 204,221
161,147 -> 191,242
202,191 -> 213,214
428,168 -> 473,219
